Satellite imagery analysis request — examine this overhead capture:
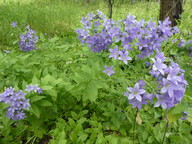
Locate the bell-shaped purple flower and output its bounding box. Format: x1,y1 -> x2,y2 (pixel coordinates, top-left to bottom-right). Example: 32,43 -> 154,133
127,83 -> 146,102
103,66 -> 115,77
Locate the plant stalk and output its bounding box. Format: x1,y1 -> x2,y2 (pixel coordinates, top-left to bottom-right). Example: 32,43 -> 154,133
133,108 -> 138,144
162,119 -> 169,144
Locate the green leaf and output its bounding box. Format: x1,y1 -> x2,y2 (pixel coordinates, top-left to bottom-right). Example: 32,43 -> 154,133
52,78 -> 63,86
32,75 -> 39,84
79,110 -> 88,117
47,89 -> 57,101
30,96 -> 46,103
13,40 -> 19,45
77,132 -> 88,142
71,111 -> 78,120
58,139 -> 67,144
30,105 -> 40,118
85,80 -> 98,102
77,118 -> 86,125
39,100 -> 53,106
41,74 -> 52,85
19,54 -> 31,61
68,118 -> 76,128
170,102 -> 188,114
167,112 -> 182,123
41,86 -> 53,90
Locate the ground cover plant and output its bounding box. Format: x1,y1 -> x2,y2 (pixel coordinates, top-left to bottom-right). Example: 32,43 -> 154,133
0,0 -> 192,144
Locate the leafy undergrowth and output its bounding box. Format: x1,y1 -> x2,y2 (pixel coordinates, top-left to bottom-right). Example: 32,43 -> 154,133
0,1 -> 192,144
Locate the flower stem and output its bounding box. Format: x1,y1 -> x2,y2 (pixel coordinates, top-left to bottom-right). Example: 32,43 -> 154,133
133,108 -> 138,144
162,119 -> 169,144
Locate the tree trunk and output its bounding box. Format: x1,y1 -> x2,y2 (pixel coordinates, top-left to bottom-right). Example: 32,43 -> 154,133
159,0 -> 183,27
107,0 -> 114,19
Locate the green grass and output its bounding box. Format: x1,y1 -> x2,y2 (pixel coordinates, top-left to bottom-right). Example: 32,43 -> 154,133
0,0 -> 192,46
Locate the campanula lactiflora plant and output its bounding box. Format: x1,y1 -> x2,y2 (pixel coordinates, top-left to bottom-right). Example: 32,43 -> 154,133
77,11 -> 188,111
19,25 -> 39,52
0,85 -> 43,120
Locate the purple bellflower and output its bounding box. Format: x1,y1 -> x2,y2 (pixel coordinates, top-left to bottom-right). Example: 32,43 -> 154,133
126,83 -> 146,102
11,22 -> 17,27
118,51 -> 132,64
19,25 -> 38,52
0,87 -> 30,120
109,46 -> 120,59
103,66 -> 115,77
151,58 -> 167,75
25,84 -> 43,94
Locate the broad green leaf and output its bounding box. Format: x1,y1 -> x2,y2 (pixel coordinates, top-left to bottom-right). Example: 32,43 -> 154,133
142,130 -> 148,141
167,113 -> 182,123
41,74 -> 52,85
111,116 -> 120,129
39,100 -> 53,107
30,96 -> 46,103
52,78 -> 63,86
170,102 -> 188,114
86,81 -> 98,102
79,110 -> 88,117
32,75 -> 39,84
30,105 -> 40,118
47,89 -> 57,101
58,139 -> 67,144
71,111 -> 78,120
41,86 -> 53,90
68,118 -> 76,128
77,132 -> 88,142
77,118 -> 86,125
19,54 -> 31,61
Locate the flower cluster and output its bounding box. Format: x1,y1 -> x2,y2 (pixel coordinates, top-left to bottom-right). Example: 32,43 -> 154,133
19,25 -> 38,52
0,87 -> 30,120
76,11 -> 177,60
124,52 -> 187,110
76,11 -> 112,52
77,11 -> 188,111
150,53 -> 188,109
0,84 -> 43,120
25,84 -> 43,94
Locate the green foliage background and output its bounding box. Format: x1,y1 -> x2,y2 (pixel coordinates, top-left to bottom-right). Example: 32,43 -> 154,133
0,0 -> 192,144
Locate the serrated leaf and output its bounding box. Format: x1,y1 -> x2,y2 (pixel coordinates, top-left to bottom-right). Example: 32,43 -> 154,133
85,81 -> 98,102
32,75 -> 39,84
